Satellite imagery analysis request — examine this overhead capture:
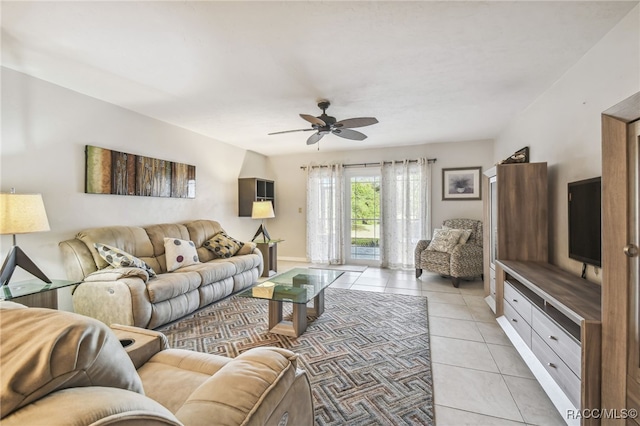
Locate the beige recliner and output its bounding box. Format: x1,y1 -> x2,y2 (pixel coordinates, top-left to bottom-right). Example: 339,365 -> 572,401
0,302 -> 313,425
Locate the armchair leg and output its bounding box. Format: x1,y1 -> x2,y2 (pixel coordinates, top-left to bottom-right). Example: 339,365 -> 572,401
451,277 -> 460,288
416,269 -> 423,278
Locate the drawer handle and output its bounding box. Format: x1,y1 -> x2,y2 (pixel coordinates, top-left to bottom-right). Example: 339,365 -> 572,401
548,335 -> 557,341
512,299 -> 517,303
548,363 -> 557,368
512,318 -> 518,323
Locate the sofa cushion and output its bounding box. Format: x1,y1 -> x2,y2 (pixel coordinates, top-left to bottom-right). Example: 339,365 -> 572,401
138,349 -> 233,413
184,220 -> 224,248
146,271 -> 202,304
144,223 -> 191,273
164,238 -> 200,272
0,308 -> 143,419
94,243 -> 157,277
216,253 -> 262,274
203,232 -> 243,258
177,262 -> 236,285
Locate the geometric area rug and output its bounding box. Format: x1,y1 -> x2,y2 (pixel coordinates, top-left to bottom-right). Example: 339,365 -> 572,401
158,288 -> 434,426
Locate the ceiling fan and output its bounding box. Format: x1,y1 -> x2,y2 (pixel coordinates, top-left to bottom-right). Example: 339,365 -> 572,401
268,100 -> 378,145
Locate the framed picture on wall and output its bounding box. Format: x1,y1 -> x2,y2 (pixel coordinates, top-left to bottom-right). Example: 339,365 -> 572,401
442,167 -> 482,200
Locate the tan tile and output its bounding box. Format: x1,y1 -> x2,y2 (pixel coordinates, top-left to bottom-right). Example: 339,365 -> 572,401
469,304 -> 498,323
477,322 -> 512,346
353,276 -> 388,286
386,279 -> 422,289
503,375 -> 566,425
487,344 -> 534,379
428,302 -> 474,321
435,405 -> 527,426
384,287 -> 422,296
429,317 -> 484,342
431,336 -> 499,373
424,291 -> 466,305
463,294 -> 488,307
432,363 -> 524,422
329,281 -> 352,289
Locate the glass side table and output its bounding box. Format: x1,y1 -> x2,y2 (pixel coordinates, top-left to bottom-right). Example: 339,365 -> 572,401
1,279 -> 78,309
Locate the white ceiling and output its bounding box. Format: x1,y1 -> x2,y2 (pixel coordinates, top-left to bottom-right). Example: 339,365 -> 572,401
1,1 -> 637,156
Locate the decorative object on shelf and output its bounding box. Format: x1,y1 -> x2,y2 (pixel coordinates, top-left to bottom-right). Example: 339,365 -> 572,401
0,190 -> 52,286
85,145 -> 196,198
251,201 -> 275,242
500,146 -> 530,164
442,167 -> 482,200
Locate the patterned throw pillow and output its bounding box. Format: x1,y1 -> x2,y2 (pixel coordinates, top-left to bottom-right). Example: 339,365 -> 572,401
443,225 -> 473,244
203,232 -> 244,258
427,228 -> 464,253
94,243 -> 156,277
164,238 -> 200,272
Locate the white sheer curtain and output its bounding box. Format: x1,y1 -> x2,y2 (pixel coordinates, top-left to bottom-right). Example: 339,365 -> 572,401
306,164 -> 345,264
380,159 -> 431,268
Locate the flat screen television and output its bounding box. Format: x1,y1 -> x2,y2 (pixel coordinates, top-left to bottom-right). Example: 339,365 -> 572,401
568,177 -> 602,268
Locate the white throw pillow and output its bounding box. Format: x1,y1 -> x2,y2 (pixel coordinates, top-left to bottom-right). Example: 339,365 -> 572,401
164,238 -> 199,272
427,228 -> 464,253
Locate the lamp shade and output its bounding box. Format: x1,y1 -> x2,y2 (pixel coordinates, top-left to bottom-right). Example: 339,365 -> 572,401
0,193 -> 50,235
251,201 -> 275,219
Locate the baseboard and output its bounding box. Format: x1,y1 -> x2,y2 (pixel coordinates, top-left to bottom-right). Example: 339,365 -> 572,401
278,256 -> 308,263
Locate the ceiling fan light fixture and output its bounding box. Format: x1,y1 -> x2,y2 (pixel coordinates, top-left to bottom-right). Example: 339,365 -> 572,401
269,100 -> 378,145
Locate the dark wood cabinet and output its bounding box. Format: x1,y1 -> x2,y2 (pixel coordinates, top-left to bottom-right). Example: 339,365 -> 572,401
238,178 -> 275,217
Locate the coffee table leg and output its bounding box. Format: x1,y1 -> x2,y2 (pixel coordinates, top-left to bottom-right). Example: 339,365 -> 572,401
268,300 -> 307,337
292,303 -> 308,337
268,300 -> 283,330
308,289 -> 324,317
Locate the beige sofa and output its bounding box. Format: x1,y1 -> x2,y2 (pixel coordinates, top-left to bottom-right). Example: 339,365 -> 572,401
59,219 -> 263,329
0,302 -> 313,425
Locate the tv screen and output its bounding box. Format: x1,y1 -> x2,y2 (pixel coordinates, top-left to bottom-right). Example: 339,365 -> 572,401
568,177 -> 601,267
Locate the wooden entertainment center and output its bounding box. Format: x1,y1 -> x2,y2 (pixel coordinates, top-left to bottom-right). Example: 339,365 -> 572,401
483,162 -> 602,426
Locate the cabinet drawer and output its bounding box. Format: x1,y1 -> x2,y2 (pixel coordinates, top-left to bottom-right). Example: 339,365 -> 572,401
504,282 -> 532,324
504,300 -> 531,347
532,332 -> 580,408
532,308 -> 581,377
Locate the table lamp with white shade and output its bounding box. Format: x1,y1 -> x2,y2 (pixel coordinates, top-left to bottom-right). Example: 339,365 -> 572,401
251,200 -> 275,242
0,192 -> 52,286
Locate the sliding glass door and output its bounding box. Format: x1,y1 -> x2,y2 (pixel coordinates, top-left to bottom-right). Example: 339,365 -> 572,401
345,168 -> 381,266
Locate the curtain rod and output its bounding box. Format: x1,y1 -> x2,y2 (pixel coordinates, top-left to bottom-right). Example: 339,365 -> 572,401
300,158 -> 436,170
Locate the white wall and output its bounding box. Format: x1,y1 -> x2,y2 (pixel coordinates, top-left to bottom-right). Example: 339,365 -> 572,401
1,68 -> 268,310
267,140 -> 494,260
494,5 -> 640,283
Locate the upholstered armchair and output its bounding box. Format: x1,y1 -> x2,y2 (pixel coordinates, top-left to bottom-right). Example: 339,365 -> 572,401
415,218 -> 483,287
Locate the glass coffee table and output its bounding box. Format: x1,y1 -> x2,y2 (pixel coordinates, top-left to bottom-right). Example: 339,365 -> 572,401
238,268 -> 344,337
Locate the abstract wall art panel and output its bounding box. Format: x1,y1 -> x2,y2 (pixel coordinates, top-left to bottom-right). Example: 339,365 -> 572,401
85,145 -> 196,198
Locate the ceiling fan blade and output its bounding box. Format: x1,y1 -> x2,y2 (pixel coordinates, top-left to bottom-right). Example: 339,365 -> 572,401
332,128 -> 367,141
300,114 -> 326,126
268,128 -> 315,135
307,132 -> 325,145
334,117 -> 378,129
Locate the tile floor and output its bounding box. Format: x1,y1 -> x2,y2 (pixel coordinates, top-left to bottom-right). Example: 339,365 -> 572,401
275,260 -> 566,426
